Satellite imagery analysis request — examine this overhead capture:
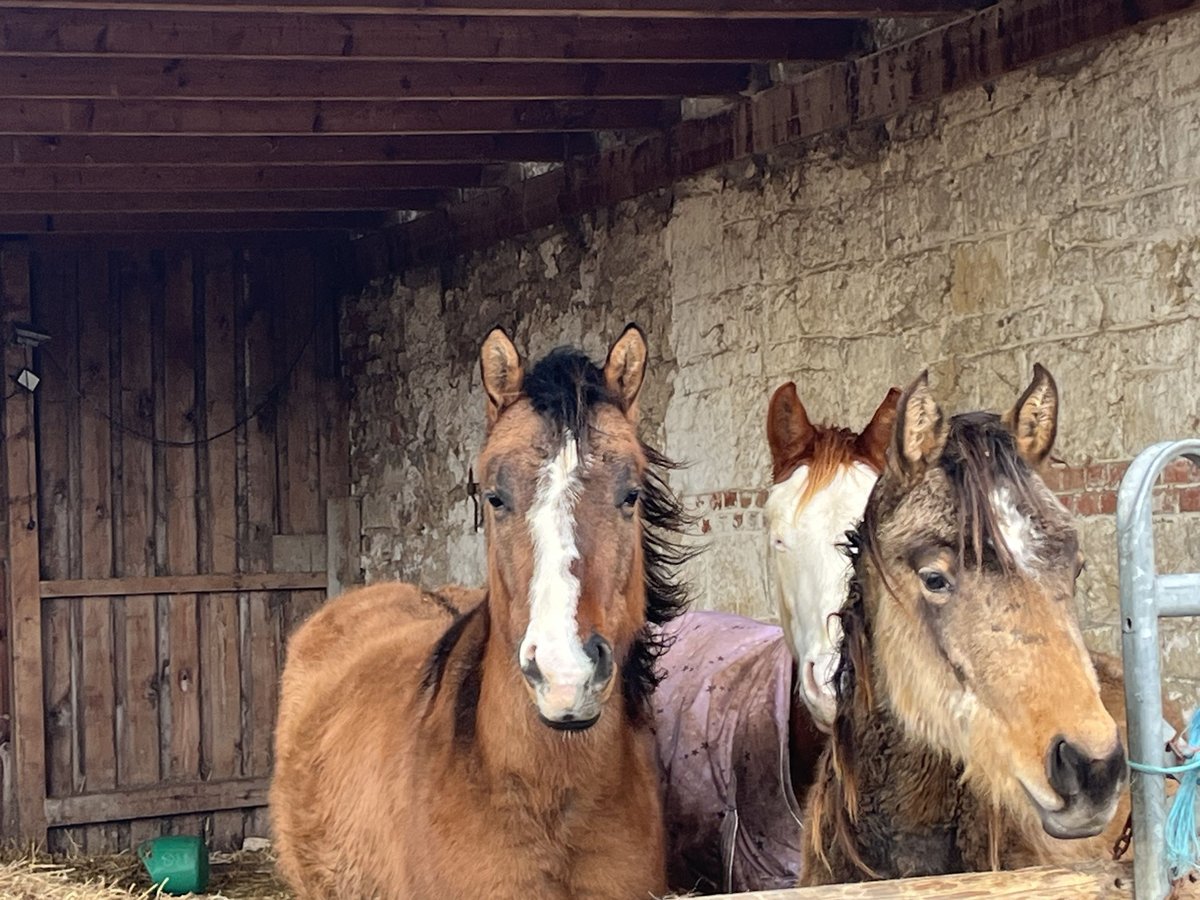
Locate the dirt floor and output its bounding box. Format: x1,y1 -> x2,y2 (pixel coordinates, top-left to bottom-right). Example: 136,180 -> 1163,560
0,848 -> 290,900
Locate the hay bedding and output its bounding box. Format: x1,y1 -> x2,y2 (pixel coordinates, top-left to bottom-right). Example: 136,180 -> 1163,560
0,848 -> 290,900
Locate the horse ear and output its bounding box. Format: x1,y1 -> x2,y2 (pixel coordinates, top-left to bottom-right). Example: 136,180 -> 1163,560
1002,363 -> 1058,466
603,323 -> 648,420
767,382 -> 815,481
479,327 -> 524,427
855,387 -> 901,472
889,371 -> 947,479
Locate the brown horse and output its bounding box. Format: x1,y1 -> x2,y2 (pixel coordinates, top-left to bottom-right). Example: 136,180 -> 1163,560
800,365 -> 1133,885
270,325 -> 691,899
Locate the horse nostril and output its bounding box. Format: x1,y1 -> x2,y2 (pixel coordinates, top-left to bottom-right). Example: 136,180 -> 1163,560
1047,737 -> 1083,799
803,660 -> 824,700
1046,736 -> 1124,803
521,655 -> 545,686
583,634 -> 614,685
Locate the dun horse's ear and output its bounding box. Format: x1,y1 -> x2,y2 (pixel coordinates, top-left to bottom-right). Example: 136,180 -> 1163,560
890,371 -> 947,480
480,327 -> 524,427
604,323 -> 648,420
1003,363 -> 1058,466
767,382 -> 815,482
855,387 -> 901,473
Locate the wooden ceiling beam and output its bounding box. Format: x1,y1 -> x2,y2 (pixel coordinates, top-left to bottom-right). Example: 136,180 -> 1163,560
0,162 -> 486,190
0,98 -> 675,135
0,9 -> 860,62
0,189 -> 445,212
2,134 -> 596,165
0,57 -> 754,100
0,211 -> 390,233
0,1 -> 984,19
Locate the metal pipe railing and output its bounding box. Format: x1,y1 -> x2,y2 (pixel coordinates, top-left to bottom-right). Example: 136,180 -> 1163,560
1117,439 -> 1200,899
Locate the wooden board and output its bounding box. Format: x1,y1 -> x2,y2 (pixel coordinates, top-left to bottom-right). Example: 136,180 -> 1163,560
706,861 -> 1200,899
33,246 -> 79,852
45,778 -> 269,828
2,243 -> 47,842
41,572 -> 327,598
76,249 -> 118,852
198,246 -> 246,848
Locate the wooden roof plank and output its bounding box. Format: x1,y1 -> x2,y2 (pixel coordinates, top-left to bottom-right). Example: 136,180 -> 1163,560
0,97 -> 677,134
0,57 -> 754,100
0,211 -> 390,232
0,161 -> 486,189
0,189 -> 445,212
0,1 -> 985,19
0,133 -> 595,165
0,8 -> 861,62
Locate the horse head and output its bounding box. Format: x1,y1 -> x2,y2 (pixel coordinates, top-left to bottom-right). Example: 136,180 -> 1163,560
477,324 -> 686,730
765,384 -> 899,730
852,365 -> 1124,839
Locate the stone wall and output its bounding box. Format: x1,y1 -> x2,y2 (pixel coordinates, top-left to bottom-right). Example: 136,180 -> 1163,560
341,12 -> 1200,713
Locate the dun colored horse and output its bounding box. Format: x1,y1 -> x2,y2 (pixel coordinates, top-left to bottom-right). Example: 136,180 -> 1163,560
800,366 -> 1137,884
764,384 -> 900,729
270,325 -> 691,899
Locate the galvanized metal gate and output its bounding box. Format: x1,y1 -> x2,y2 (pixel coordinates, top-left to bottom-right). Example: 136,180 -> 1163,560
1118,439 -> 1200,899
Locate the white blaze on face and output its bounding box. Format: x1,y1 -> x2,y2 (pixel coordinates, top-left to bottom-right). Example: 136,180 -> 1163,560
991,486 -> 1041,571
520,432 -> 591,691
765,461 -> 877,726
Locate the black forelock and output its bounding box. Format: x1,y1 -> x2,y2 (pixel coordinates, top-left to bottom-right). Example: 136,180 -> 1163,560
522,346 -> 619,439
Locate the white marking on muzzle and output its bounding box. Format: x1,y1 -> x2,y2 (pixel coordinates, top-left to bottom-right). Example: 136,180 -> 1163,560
520,433 -> 591,694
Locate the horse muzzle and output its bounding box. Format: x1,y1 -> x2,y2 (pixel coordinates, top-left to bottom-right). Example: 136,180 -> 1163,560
1025,734 -> 1126,839
521,633 -> 614,731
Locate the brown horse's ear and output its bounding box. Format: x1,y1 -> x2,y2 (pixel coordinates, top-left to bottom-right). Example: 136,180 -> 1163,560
855,387 -> 901,473
889,371 -> 947,480
767,382 -> 815,482
480,327 -> 524,427
1002,363 -> 1058,466
603,323 -> 648,420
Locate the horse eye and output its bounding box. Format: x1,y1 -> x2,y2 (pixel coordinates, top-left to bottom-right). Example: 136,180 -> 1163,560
1075,557 -> 1087,579
621,488 -> 641,509
485,492 -> 505,511
918,568 -> 952,594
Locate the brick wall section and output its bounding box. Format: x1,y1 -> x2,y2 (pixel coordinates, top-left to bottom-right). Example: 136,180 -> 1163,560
341,13 -> 1200,713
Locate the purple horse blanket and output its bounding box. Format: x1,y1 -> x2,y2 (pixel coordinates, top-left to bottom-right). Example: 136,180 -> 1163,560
651,610 -> 814,894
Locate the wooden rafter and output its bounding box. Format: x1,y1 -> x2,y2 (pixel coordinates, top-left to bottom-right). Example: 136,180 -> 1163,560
0,190 -> 445,212
0,1 -> 984,18
0,58 -> 754,100
0,9 -> 861,62
0,162 -> 487,190
0,211 -> 391,232
0,134 -> 595,165
0,98 -> 677,134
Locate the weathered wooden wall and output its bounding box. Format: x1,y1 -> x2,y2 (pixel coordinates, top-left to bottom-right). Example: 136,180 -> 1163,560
0,238 -> 352,851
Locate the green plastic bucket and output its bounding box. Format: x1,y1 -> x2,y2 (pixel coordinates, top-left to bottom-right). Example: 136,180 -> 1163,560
137,835 -> 210,895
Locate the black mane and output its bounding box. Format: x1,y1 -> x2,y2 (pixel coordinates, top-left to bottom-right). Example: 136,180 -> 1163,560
523,345 -> 695,723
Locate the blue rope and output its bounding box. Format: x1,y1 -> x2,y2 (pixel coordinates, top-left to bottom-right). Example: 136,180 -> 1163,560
1128,708 -> 1200,880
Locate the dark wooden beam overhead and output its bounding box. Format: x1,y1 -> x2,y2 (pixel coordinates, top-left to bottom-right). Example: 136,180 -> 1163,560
0,98 -> 676,135
0,189 -> 445,212
0,9 -> 860,62
1,134 -> 595,166
371,0 -> 1200,270
0,1 -> 984,18
0,58 -> 754,100
1,162 -> 486,190
0,211 -> 390,233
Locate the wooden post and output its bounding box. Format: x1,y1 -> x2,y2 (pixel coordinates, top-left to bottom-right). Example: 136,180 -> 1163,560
326,497 -> 362,600
1,242 -> 47,844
